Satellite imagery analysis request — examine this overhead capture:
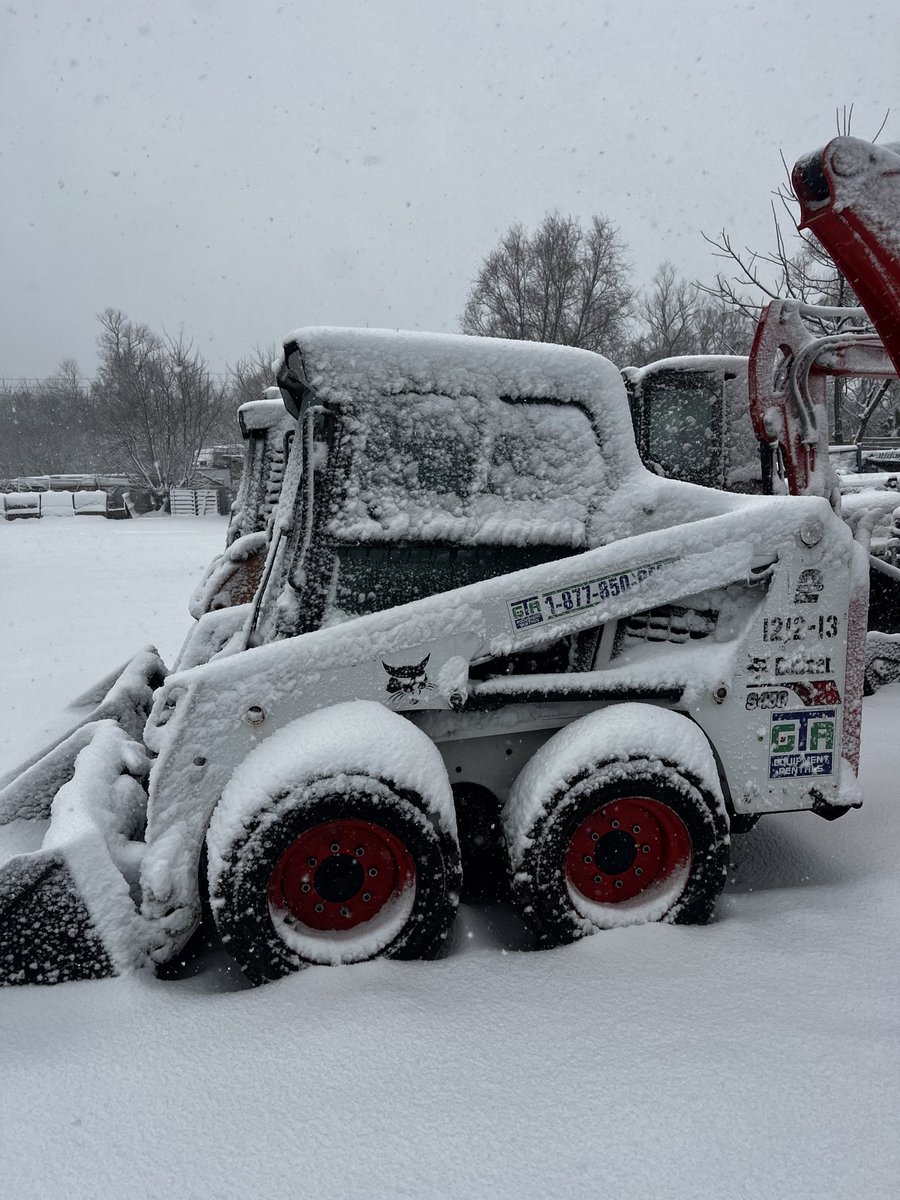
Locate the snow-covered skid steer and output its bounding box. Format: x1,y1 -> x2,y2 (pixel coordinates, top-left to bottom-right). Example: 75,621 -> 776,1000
0,331 -> 868,987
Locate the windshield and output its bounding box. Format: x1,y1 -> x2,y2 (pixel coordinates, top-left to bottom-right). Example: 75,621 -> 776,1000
333,391 -> 608,547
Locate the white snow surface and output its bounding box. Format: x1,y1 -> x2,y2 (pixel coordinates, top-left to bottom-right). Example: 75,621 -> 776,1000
2,517 -> 900,1199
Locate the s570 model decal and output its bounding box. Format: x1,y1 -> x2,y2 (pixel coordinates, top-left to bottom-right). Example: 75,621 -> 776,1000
747,680 -> 841,710
508,557 -> 676,633
746,688 -> 790,710
788,679 -> 841,706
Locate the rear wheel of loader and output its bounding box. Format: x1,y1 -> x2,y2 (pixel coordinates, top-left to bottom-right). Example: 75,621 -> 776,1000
503,708 -> 729,948
508,768 -> 728,947
208,783 -> 461,985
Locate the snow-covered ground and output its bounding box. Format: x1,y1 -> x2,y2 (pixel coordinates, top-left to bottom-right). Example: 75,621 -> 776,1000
1,516 -> 899,1200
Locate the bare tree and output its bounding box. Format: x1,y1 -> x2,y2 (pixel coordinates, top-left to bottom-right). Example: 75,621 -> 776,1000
461,212 -> 634,359
226,345 -> 279,409
89,309 -> 227,506
627,263 -> 754,365
700,216 -> 857,317
196,344 -> 281,445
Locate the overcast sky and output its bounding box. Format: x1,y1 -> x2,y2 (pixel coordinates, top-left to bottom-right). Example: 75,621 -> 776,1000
1,0 -> 897,379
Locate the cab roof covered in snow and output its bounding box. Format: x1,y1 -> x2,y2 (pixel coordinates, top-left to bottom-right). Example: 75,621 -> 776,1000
276,326 -> 641,458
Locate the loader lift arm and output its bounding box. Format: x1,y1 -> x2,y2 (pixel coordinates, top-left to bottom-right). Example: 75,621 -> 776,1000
747,299 -> 896,499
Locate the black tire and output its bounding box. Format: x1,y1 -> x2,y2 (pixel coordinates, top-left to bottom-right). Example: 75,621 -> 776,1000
209,781 -> 461,986
508,759 -> 730,948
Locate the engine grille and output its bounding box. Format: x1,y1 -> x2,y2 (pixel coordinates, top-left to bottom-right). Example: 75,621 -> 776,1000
621,604 -> 718,645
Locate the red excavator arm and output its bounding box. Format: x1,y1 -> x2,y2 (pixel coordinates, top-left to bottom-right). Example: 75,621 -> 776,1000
748,136 -> 900,499
792,137 -> 900,374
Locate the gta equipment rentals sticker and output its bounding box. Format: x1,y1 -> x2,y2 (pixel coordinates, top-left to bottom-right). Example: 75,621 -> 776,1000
768,707 -> 837,778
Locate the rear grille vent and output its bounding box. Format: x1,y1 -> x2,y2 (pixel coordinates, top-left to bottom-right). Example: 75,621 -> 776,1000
622,605 -> 718,644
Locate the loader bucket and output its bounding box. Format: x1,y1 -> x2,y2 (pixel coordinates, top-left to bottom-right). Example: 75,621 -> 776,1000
0,650 -> 167,986
0,646 -> 166,824
0,721 -> 155,985
0,850 -> 117,984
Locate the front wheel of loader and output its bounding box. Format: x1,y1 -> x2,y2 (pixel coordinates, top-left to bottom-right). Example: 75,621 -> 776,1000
206,703 -> 461,985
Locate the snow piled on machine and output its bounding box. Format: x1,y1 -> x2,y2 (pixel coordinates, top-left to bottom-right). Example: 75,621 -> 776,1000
42,722 -> 151,972
208,699 -> 457,859
824,137 -> 900,250
341,392 -> 605,545
278,327 -> 643,547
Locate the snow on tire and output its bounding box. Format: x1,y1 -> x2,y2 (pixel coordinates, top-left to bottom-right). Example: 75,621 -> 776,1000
206,701 -> 461,984
503,704 -> 730,946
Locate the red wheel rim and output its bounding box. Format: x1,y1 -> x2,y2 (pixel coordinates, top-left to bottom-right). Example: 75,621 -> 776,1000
268,818 -> 416,932
565,796 -> 691,904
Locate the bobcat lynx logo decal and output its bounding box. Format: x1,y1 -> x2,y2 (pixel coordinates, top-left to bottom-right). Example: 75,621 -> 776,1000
383,654 -> 436,707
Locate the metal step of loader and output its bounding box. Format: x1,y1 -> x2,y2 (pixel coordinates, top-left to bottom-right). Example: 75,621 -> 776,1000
0,649 -> 167,986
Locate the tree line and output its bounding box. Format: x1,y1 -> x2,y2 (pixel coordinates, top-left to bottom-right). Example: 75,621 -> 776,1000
1,249 -> 755,500
3,189 -> 897,497
0,310 -> 274,505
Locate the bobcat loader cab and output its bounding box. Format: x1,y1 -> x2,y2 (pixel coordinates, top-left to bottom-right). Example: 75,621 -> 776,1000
0,330 -> 867,987
259,330 -> 650,638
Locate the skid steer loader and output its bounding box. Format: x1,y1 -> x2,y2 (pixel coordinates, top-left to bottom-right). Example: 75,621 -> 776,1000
0,329 -> 868,987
